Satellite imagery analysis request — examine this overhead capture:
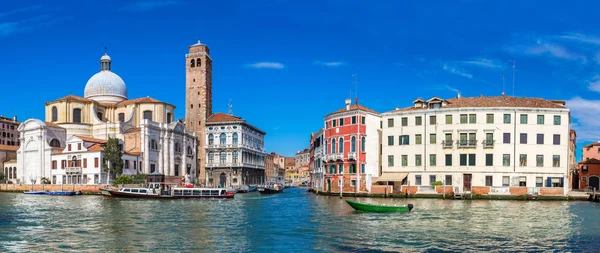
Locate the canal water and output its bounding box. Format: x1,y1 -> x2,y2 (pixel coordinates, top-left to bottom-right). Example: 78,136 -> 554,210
1,188 -> 599,252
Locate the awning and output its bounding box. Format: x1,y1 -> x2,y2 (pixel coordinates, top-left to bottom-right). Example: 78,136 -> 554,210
376,172 -> 408,182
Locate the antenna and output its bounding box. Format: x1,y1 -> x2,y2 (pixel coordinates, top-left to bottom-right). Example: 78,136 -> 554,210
352,74 -> 358,103
228,99 -> 233,115
499,74 -> 505,94
508,60 -> 515,96
104,45 -> 107,54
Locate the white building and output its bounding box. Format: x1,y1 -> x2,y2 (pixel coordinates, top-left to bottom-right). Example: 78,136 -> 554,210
310,129 -> 325,191
381,95 -> 571,195
205,112 -> 266,188
15,51 -> 197,185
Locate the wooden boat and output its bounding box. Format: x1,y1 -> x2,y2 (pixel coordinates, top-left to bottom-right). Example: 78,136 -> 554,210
258,182 -> 284,194
24,191 -> 47,195
100,182 -> 234,199
345,200 -> 414,213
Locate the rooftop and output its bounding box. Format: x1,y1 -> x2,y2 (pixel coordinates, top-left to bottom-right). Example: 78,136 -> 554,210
326,103 -> 379,117
579,158 -> 600,165
0,144 -> 19,151
74,135 -> 108,144
207,112 -> 244,123
391,95 -> 568,113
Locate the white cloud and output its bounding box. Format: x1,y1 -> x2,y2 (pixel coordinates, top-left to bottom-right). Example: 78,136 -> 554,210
566,97 -> 600,142
0,14 -> 70,37
121,1 -> 183,12
460,58 -> 503,69
445,85 -> 461,94
523,40 -> 587,63
247,62 -> 285,69
442,64 -> 473,79
557,33 -> 600,46
313,61 -> 345,67
588,75 -> 600,93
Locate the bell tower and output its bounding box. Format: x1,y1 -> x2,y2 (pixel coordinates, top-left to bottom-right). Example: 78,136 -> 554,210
185,40 -> 212,185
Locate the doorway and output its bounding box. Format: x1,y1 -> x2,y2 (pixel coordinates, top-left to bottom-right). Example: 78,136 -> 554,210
589,176 -> 600,190
219,173 -> 227,188
463,174 -> 472,192
327,179 -> 331,192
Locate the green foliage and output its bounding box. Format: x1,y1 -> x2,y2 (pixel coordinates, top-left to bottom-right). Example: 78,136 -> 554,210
102,137 -> 124,180
112,175 -> 134,186
431,181 -> 443,186
133,174 -> 146,180
0,171 -> 4,181
41,177 -> 51,184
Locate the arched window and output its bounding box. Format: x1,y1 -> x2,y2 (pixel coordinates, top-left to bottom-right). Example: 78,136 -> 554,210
196,58 -> 201,68
208,134 -> 214,145
232,133 -> 238,145
187,146 -> 192,155
325,140 -> 328,155
338,138 -> 343,153
49,139 -> 60,148
332,138 -> 336,153
143,111 -> 153,121
7,167 -> 11,179
208,152 -> 214,163
190,59 -> 195,68
233,151 -> 238,163
219,133 -> 226,145
71,156 -> 78,167
51,106 -> 58,122
13,167 -> 16,179
220,152 -> 226,164
118,113 -> 125,122
351,136 -> 356,152
73,108 -> 81,123
361,136 -> 366,152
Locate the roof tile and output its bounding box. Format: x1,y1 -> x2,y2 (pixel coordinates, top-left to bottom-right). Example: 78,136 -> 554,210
74,135 -> 108,144
207,112 -> 243,123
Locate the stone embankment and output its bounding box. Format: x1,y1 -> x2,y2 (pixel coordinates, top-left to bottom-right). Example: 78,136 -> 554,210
0,184 -> 111,194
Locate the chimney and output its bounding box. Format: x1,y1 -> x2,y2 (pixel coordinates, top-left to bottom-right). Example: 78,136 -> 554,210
396,107 -> 400,110
480,94 -> 483,98
502,91 -> 506,96
13,116 -> 17,122
457,93 -> 461,99
345,98 -> 351,110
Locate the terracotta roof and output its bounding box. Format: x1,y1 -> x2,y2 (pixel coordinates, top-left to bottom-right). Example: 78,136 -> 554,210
327,104 -> 379,117
0,144 -> 19,151
44,122 -> 64,128
123,127 -> 141,134
87,144 -> 104,152
584,142 -> 600,149
580,158 -> 600,165
391,96 -> 567,113
116,97 -> 163,107
207,112 -> 244,123
74,135 -> 108,144
49,94 -> 93,103
5,159 -> 17,163
125,151 -> 141,156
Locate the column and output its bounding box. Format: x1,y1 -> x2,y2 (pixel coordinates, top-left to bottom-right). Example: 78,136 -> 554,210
169,131 -> 175,176
158,126 -> 164,174
182,135 -> 187,177
144,126 -> 150,174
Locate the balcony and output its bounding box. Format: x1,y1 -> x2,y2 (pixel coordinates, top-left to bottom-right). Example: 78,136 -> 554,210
333,153 -> 343,160
347,152 -> 357,160
483,140 -> 495,148
442,140 -> 454,148
65,167 -> 82,174
207,162 -> 243,168
457,140 -> 477,148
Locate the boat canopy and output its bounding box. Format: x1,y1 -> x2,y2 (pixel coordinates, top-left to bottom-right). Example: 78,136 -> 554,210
376,172 -> 408,182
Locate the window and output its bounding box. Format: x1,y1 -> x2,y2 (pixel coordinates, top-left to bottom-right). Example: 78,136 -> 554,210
520,114 -> 528,124
460,114 -> 468,124
485,154 -> 493,166
361,116 -> 366,124
352,116 -> 356,124
401,117 -> 408,126
77,143 -> 81,150
361,164 -> 365,174
430,154 -> 436,166
429,175 -> 436,185
351,136 -> 356,152
537,134 -> 544,144
415,155 -> 422,166
485,133 -> 493,146
502,176 -> 510,187
469,114 -> 476,124
196,58 -> 201,67
208,134 -> 214,145
387,136 -> 394,146
232,133 -> 238,145
338,164 -> 344,174
387,118 -> 394,127
445,133 -> 453,146
430,134 -> 436,144
167,113 -> 172,123
219,133 -> 226,145
233,152 -> 238,163
187,146 -> 193,155
460,154 -> 467,166
399,135 -> 409,145
553,155 -> 560,167
118,113 -> 125,122
554,115 -> 561,125
190,104 -> 193,109
445,175 -> 452,185
150,164 -> 156,173
339,118 -> 344,126
445,154 -> 452,166
520,133 -> 527,144
388,155 -> 394,167
52,160 -> 57,169
143,111 -> 152,121
338,138 -> 343,153
537,115 -> 545,125
350,180 -> 356,187
503,133 -> 511,144
415,175 -> 422,186
208,152 -> 214,163
486,114 -> 494,124
190,59 -> 195,67
503,154 -> 510,166
332,120 -> 337,127
49,139 -> 60,147
73,108 -> 81,123
553,134 -> 560,145
415,116 -> 422,126
430,115 -> 436,125
97,112 -> 103,120
349,163 -> 356,174
401,155 -> 408,166
519,154 -> 527,166
51,106 -> 58,122
536,155 -> 543,167
415,134 -> 422,144
332,139 -> 336,153
220,152 -> 226,164
499,114 -> 509,125
446,115 -> 452,124
536,177 -> 543,187
361,137 -> 365,152
68,144 -> 71,151
485,176 -> 493,186
94,158 -> 99,168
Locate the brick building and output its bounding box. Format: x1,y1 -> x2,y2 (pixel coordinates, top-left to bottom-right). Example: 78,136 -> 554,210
578,158 -> 600,190
0,116 -> 19,146
582,142 -> 600,161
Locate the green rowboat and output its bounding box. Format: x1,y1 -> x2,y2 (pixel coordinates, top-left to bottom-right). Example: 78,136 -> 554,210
345,199 -> 414,213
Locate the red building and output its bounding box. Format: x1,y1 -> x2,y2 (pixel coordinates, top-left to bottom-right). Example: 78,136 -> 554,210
578,159 -> 600,190
323,98 -> 380,193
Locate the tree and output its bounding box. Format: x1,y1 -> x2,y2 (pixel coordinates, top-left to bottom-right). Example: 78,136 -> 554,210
41,177 -> 51,184
102,137 -> 124,183
0,171 -> 4,181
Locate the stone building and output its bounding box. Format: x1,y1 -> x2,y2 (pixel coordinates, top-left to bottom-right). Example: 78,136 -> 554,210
309,129 -> 324,191
185,40 -> 213,184
578,158 -> 600,190
1,144 -> 18,182
205,113 -> 266,188
0,116 -> 20,146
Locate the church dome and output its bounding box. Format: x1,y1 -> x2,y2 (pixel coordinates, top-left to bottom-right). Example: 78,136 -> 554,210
84,52 -> 128,103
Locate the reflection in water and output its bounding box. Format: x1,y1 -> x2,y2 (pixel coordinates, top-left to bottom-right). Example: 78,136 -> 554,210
0,189 -> 599,252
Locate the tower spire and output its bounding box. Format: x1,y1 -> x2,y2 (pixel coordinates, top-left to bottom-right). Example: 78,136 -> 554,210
100,46 -> 111,71
228,99 -> 233,115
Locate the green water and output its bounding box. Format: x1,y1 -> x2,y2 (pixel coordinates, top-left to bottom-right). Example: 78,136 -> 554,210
1,188 -> 599,252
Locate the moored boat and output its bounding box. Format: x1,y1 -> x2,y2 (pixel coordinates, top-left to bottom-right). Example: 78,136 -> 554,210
100,182 -> 234,199
46,191 -> 75,196
345,199 -> 414,213
24,191 -> 47,195
247,185 -> 257,192
258,182 -> 284,194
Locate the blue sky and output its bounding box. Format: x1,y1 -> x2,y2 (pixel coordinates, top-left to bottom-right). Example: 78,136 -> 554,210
1,1 -> 600,159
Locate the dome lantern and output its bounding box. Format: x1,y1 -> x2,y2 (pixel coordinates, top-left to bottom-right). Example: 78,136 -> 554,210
84,48 -> 127,104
